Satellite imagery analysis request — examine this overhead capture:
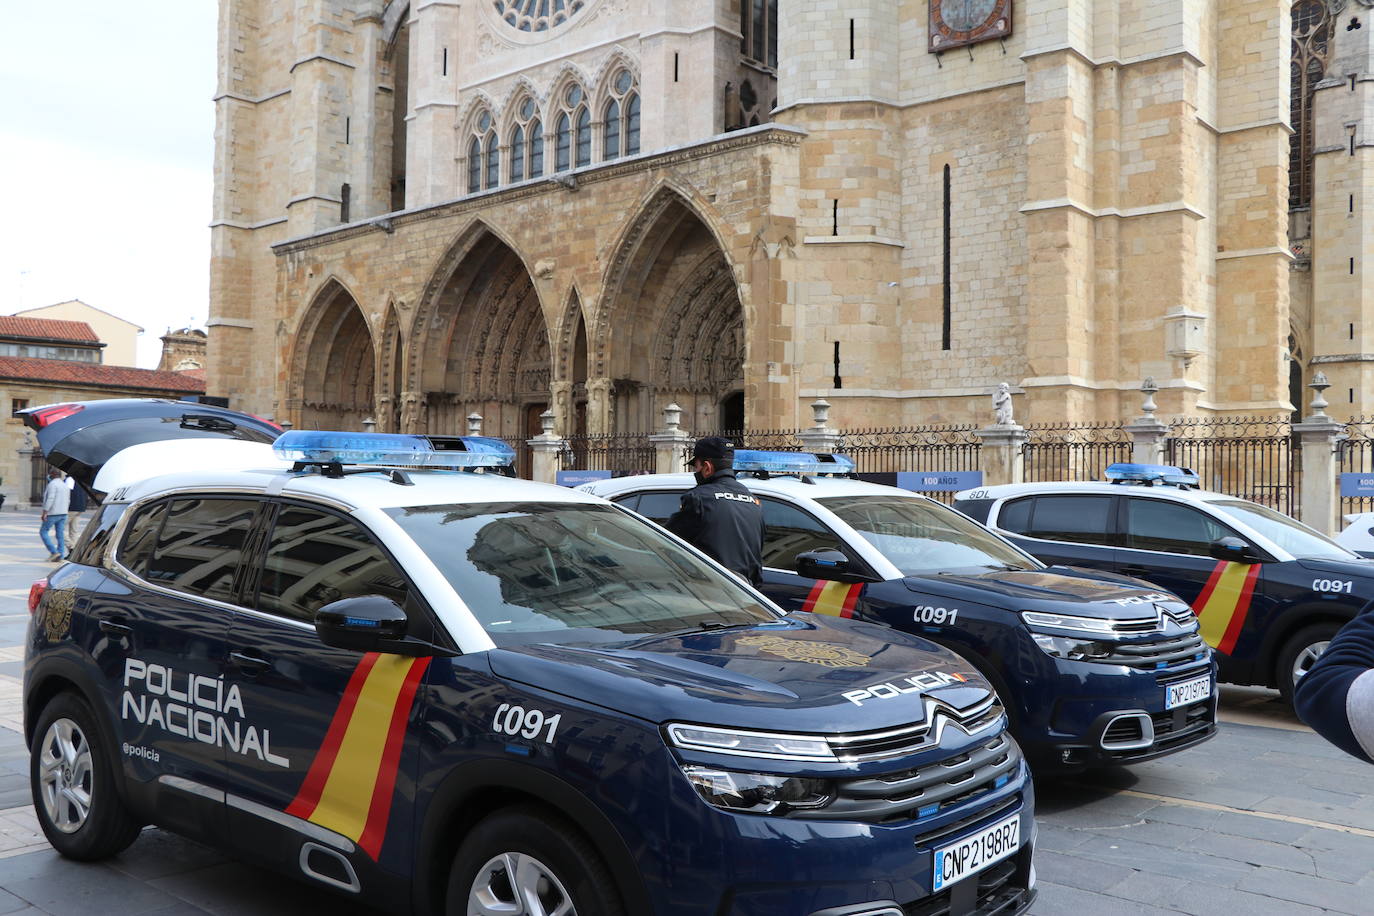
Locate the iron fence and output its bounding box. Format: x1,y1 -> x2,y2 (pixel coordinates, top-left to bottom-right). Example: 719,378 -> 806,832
840,426 -> 982,503
561,434 -> 656,476
1022,423 -> 1131,483
1338,417 -> 1374,520
680,429 -> 805,468
1165,416 -> 1296,515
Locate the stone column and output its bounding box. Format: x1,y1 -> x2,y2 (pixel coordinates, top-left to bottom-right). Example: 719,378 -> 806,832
975,425 -> 1028,487
795,399 -> 843,454
1292,373 -> 1346,536
527,410 -> 565,486
649,403 -> 693,475
1124,378 -> 1169,465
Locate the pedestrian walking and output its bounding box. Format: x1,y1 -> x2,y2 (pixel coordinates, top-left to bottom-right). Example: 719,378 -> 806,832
39,469 -> 69,562
1295,611 -> 1374,763
65,475 -> 88,544
665,436 -> 766,585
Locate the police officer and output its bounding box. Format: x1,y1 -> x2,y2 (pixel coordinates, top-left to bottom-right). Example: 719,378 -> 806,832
666,437 -> 766,585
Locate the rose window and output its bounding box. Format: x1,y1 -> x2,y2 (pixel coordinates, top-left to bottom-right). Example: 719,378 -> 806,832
493,0 -> 586,32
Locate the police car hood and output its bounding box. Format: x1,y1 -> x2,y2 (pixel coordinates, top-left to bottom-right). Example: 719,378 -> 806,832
902,567 -> 1190,616
1296,557 -> 1374,579
487,615 -> 990,733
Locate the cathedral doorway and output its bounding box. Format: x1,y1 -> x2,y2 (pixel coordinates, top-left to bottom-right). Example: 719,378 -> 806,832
294,281 -> 376,430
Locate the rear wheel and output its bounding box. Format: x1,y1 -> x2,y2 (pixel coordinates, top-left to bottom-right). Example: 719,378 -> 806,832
1276,622 -> 1342,705
446,805 -> 622,916
30,693 -> 142,860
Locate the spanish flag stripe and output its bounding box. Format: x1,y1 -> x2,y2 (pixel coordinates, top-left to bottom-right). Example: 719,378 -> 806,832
1191,561 -> 1227,620
839,584 -> 862,619
802,580 -> 828,613
805,582 -> 862,618
285,651 -> 381,820
1218,565 -> 1262,656
1194,561 -> 1257,651
299,655 -> 419,844
356,657 -> 431,859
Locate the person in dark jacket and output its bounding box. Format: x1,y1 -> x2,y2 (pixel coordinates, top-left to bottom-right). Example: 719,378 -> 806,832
1294,612 -> 1374,763
666,437 -> 766,585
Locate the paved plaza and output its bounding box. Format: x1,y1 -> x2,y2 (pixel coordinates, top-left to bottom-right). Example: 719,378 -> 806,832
0,505 -> 1370,913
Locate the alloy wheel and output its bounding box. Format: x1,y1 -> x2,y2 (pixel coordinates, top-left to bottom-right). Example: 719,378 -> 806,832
468,851 -> 577,916
37,718 -> 93,834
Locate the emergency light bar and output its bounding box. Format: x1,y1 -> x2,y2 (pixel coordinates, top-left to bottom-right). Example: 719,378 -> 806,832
732,450 -> 856,477
1105,463 -> 1200,488
273,430 -> 516,469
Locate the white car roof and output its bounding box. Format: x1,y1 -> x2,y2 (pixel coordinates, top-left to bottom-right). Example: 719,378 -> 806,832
953,480 -> 1234,506
582,472 -> 939,503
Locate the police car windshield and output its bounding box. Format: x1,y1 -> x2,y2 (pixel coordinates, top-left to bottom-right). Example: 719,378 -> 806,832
386,501 -> 775,647
817,495 -> 1040,576
1209,500 -> 1356,560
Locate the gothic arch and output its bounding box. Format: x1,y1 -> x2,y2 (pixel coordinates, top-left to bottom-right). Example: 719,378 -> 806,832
382,1 -> 409,49
596,187 -> 745,432
590,46 -> 640,101
291,279 -> 377,431
376,301 -> 405,432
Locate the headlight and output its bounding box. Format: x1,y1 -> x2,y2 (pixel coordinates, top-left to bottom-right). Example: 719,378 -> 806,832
1021,610 -> 1117,634
1029,632 -> 1114,661
665,723 -> 836,761
681,766 -> 834,814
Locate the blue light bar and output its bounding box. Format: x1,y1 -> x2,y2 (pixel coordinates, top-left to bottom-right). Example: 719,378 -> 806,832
273,430 -> 515,469
1105,463 -> 1200,488
732,450 -> 855,476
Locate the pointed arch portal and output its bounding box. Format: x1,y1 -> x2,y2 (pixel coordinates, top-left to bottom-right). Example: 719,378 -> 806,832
295,282 -> 376,431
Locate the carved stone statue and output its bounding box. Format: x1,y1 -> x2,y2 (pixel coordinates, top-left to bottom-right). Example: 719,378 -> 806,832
992,383 -> 1014,426
400,391 -> 423,433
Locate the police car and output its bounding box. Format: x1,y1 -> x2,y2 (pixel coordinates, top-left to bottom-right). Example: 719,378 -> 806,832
954,463 -> 1374,703
20,400 -> 1036,916
580,453 -> 1217,771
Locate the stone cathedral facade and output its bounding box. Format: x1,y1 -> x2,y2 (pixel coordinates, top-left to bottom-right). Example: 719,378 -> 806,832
209,0 -> 1359,439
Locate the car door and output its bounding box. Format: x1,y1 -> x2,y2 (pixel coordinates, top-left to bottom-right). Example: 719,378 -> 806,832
224,500 -> 442,880
993,494 -> 1119,571
94,495 -> 262,842
755,497 -> 874,615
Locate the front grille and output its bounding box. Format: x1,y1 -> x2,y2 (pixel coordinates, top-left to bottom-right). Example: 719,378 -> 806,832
1102,699 -> 1215,761
1102,716 -> 1146,745
1156,664 -> 1211,687
1098,632 -> 1208,670
807,733 -> 1021,825
904,856 -> 1031,916
827,697 -> 1003,763
1102,605 -> 1198,635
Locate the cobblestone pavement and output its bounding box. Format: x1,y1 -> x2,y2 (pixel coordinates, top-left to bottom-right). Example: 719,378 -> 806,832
0,505 -> 1371,914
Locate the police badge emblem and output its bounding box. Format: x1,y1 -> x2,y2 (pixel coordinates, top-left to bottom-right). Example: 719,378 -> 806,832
737,634 -> 872,669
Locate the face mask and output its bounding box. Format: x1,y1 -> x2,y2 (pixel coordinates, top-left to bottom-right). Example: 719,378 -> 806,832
693,468 -> 706,485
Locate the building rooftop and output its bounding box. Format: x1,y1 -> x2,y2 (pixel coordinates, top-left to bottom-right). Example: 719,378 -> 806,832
0,316 -> 101,345
0,356 -> 206,393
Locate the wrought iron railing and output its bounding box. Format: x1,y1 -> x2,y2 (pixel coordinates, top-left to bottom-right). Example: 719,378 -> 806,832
560,434 -> 656,476
1338,417 -> 1374,519
1165,416 -> 1296,515
1022,423 -> 1131,484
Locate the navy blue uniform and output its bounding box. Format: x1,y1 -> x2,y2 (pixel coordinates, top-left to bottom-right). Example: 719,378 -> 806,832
666,469 -> 765,584
1295,611 -> 1374,764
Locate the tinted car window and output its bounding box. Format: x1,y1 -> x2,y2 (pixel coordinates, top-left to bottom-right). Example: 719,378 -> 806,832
634,491 -> 685,525
144,498 -> 260,603
997,497 -> 1032,533
760,498 -> 847,572
256,505 -> 410,625
1125,498 -> 1238,556
71,503 -> 127,565
118,501 -> 166,578
1025,496 -> 1114,546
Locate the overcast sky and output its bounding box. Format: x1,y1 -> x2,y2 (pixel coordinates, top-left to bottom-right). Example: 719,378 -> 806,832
1,2 -> 219,368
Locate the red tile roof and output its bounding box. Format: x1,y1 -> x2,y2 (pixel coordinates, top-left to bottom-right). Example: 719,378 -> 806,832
0,357 -> 207,393
0,316 -> 101,344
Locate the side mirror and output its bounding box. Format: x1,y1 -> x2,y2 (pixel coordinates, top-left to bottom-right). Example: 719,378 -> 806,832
1208,536 -> 1264,564
796,548 -> 871,583
315,596 -> 458,657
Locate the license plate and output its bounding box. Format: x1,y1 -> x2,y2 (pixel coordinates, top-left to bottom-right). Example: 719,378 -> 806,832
1165,674 -> 1211,710
932,813 -> 1020,892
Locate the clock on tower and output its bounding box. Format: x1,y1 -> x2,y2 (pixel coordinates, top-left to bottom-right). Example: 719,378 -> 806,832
929,0 -> 1012,52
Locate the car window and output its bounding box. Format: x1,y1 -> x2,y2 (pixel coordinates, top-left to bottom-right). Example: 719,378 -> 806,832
117,501 -> 166,578
996,497 -> 1032,533
255,505 -> 412,625
1124,498 -> 1238,556
386,501 -> 775,647
143,498 -> 261,603
633,491 -> 683,525
71,502 -> 127,566
1023,495 -> 1115,546
611,494 -> 640,513
1209,499 -> 1354,560
760,498 -> 848,572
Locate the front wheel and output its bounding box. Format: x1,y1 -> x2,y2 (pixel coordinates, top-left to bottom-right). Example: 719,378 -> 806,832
1276,622 -> 1342,705
30,693 -> 142,860
446,805 -> 623,916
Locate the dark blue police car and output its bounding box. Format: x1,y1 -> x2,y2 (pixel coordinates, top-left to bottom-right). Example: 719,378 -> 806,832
955,463 -> 1374,703
582,453 -> 1217,772
21,400 -> 1036,916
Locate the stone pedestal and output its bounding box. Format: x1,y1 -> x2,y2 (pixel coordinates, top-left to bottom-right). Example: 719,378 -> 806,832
974,425 -> 1028,487
1125,418 -> 1169,466
1293,417 -> 1346,536
527,409 -> 565,485
797,430 -> 843,455
650,431 -> 693,474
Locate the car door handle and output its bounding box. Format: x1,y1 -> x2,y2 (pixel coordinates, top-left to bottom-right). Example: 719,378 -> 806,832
97,617 -> 132,638
228,651 -> 271,675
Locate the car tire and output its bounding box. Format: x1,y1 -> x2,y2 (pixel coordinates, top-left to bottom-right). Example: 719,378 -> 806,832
445,805 -> 623,916
1277,622 -> 1342,705
30,692 -> 142,860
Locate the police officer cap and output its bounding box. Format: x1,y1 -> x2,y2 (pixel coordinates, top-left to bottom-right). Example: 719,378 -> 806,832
692,436 -> 736,462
